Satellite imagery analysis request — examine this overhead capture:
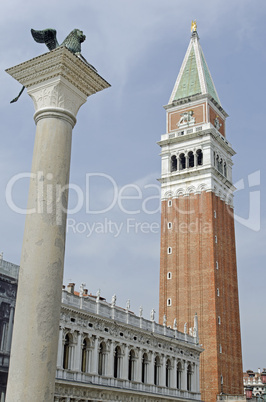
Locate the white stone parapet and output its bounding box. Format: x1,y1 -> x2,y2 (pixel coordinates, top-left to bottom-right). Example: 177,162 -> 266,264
159,124 -> 233,152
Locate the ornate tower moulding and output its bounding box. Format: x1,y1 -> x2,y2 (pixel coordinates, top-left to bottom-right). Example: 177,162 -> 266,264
5,47 -> 110,402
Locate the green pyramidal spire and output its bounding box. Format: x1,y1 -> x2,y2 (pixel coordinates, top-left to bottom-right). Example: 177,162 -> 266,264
169,30 -> 221,105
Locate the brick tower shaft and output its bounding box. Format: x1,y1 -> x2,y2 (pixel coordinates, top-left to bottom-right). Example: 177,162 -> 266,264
158,26 -> 243,402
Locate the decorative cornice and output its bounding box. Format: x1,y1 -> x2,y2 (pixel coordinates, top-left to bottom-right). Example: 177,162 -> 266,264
6,46 -> 110,97
164,93 -> 228,118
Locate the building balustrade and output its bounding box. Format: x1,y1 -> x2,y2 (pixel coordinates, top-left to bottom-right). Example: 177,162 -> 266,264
61,290 -> 198,345
56,368 -> 201,400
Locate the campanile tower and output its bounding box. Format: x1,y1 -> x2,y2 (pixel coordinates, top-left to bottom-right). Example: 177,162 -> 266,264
158,25 -> 243,401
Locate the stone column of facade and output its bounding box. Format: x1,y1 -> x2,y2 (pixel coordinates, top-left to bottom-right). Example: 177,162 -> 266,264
121,344 -> 129,380
57,327 -> 64,368
5,47 -> 110,402
0,321 -> 7,351
74,332 -> 82,372
107,340 -> 114,377
91,336 -> 99,374
160,355 -> 166,387
172,358 -> 177,389
69,338 -> 75,370
103,351 -> 108,376
195,362 -> 200,393
148,352 -> 154,385
87,344 -> 92,373
144,359 -> 149,383
192,362 -> 196,392
6,304 -> 14,352
135,349 -> 142,383
181,360 -> 188,391
132,355 -> 137,381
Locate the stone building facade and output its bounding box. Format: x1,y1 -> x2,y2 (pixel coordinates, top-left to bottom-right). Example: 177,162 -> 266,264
55,284 -> 202,401
0,262 -> 202,401
0,257 -> 19,401
243,369 -> 266,399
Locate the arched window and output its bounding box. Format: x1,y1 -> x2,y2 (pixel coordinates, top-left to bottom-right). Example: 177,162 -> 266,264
196,149 -> 203,166
188,151 -> 194,168
154,355 -> 160,385
114,345 -> 122,378
171,155 -> 177,172
177,361 -> 182,389
81,338 -> 90,372
179,153 -> 186,170
166,359 -> 171,387
128,349 -> 136,381
63,333 -> 71,370
218,158 -> 223,174
98,341 -> 106,375
216,154 -> 219,169
167,272 -> 172,280
187,364 -> 192,391
142,353 -> 149,383
224,162 -> 227,177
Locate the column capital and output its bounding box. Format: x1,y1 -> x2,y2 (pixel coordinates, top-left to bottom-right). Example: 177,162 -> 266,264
6,46 -> 110,125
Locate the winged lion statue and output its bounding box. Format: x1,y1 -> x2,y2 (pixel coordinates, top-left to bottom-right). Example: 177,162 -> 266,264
11,28 -> 92,103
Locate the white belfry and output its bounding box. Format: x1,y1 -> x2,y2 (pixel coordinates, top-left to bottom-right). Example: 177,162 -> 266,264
5,47 -> 110,402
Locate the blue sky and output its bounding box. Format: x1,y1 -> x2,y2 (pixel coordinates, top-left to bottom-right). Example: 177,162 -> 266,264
0,0 -> 265,371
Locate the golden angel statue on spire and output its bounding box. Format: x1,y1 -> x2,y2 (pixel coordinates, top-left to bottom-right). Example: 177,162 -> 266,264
191,20 -> 197,32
